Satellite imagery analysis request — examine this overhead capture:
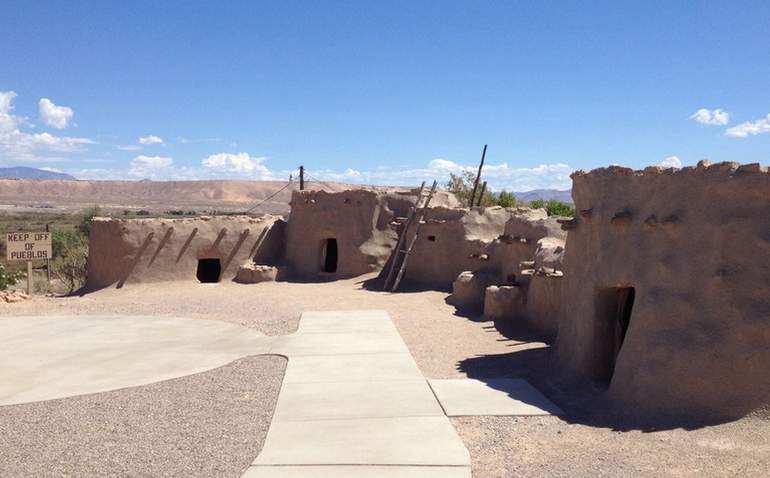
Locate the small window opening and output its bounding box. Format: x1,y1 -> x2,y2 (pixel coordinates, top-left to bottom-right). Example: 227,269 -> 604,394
594,287 -> 635,385
323,238 -> 338,273
197,258 -> 222,283
427,235 -> 436,242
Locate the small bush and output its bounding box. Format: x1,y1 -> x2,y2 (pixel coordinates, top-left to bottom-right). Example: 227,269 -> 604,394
496,190 -> 517,208
78,206 -> 102,236
0,263 -> 24,291
51,234 -> 88,293
52,229 -> 82,260
530,199 -> 576,218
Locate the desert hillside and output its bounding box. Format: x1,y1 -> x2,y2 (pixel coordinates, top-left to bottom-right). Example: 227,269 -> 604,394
0,179 -> 396,215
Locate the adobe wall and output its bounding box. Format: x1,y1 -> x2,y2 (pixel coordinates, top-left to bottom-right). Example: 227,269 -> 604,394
284,190 -> 401,279
384,206 -> 510,291
86,215 -> 284,290
555,161 -> 770,421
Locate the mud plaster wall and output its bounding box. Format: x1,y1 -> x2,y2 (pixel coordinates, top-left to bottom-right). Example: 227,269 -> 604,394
555,162 -> 770,421
382,206 -> 565,293
284,190 -> 401,279
386,206 -> 510,291
86,215 -> 284,290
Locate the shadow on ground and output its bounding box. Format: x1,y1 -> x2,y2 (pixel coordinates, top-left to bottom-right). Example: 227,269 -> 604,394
456,317 -> 738,432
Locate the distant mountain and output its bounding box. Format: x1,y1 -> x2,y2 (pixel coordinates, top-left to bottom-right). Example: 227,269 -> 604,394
514,188 -> 573,204
0,167 -> 77,181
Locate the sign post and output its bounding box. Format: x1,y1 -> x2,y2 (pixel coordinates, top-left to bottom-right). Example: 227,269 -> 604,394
6,231 -> 52,295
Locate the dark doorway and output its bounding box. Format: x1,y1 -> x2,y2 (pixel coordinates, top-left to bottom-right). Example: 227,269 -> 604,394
594,286 -> 635,385
197,258 -> 221,283
323,238 -> 338,273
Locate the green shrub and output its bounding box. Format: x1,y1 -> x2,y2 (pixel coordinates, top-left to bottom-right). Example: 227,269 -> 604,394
51,234 -> 88,293
0,263 -> 24,291
77,206 -> 102,236
530,199 -> 575,218
52,229 -> 82,260
496,190 -> 517,208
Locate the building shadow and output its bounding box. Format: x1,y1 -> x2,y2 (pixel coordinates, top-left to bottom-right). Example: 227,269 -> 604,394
457,341 -> 741,432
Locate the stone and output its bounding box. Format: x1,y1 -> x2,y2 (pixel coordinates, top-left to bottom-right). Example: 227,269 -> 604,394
483,285 -> 526,321
235,263 -> 277,283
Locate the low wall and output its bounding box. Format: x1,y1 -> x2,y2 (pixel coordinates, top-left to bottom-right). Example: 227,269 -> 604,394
86,215 -> 284,289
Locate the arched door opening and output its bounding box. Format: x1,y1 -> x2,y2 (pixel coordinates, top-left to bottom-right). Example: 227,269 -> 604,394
322,238 -> 338,273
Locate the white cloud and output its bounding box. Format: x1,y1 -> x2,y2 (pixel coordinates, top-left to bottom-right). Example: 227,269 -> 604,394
0,91 -> 19,133
690,108 -> 730,126
307,159 -> 574,192
202,152 -> 271,177
39,98 -> 74,129
129,155 -> 173,178
725,113 -> 770,138
139,135 -> 164,145
658,156 -> 682,168
0,91 -> 95,163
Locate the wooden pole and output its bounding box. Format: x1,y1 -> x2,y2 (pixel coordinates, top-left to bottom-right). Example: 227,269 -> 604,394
469,144 -> 487,207
45,223 -> 51,283
27,260 -> 32,295
477,181 -> 487,207
299,165 -> 305,191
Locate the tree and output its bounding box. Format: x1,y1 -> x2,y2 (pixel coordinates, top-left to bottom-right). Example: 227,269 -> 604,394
530,199 -> 575,218
77,206 -> 102,236
445,172 -> 501,207
496,190 -> 517,208
51,233 -> 88,293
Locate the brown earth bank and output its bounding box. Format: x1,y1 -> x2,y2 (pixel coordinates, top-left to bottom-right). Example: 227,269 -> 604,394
0,179 -> 400,215
1,277 -> 767,477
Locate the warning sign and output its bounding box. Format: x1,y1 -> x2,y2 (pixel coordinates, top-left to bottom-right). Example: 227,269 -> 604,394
6,232 -> 52,261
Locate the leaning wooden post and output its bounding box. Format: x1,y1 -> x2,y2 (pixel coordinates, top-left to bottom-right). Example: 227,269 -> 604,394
469,144 -> 487,206
477,181 -> 487,207
26,260 -> 32,295
45,223 -> 51,283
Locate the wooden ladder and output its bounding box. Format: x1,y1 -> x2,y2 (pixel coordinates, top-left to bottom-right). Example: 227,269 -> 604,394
384,180 -> 438,292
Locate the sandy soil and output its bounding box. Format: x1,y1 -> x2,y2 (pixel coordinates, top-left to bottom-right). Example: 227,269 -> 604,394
0,356 -> 286,478
1,276 -> 768,477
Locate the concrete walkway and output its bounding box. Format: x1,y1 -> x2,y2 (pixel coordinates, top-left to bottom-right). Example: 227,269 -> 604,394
0,315 -> 271,405
244,310 -> 471,477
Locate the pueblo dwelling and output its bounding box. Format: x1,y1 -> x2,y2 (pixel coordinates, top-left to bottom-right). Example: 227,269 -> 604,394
86,160 -> 770,423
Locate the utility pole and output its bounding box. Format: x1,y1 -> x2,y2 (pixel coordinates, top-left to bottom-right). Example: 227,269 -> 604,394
299,165 -> 305,191
469,144 -> 487,207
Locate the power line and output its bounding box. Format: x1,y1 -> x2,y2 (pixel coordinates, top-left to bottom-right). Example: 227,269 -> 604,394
242,180 -> 294,214
304,172 -> 337,192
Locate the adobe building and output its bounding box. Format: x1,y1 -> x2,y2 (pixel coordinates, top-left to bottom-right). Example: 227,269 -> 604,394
555,161 -> 770,421
283,188 -> 459,280
86,215 -> 284,290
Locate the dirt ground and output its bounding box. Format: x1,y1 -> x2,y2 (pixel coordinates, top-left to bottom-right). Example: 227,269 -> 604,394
1,276 -> 768,477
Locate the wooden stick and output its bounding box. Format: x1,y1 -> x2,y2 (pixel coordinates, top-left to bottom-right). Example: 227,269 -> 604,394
477,181 -> 487,207
469,144 -> 487,206
27,260 -> 32,295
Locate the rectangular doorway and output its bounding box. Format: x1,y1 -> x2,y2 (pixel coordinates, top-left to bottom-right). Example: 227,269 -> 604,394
594,286 -> 635,384
322,238 -> 338,273
197,258 -> 222,283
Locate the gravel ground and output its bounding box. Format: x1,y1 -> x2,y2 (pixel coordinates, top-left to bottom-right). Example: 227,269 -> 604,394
2,276 -> 768,477
0,355 -> 286,478
454,415 -> 770,478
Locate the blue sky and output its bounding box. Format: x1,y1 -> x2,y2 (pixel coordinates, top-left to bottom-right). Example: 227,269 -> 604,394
1,1 -> 769,191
